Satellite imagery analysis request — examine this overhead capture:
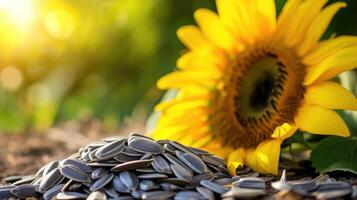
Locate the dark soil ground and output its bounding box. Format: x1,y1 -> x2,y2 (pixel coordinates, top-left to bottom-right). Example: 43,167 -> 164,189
0,133 -> 78,179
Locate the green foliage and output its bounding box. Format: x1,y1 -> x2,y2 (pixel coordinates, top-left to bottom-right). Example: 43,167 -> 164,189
311,136 -> 357,174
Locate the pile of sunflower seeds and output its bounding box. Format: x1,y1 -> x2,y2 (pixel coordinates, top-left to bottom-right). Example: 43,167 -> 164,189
0,133 -> 356,200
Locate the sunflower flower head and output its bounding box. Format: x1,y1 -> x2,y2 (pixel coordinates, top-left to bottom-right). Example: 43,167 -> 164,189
150,0 -> 357,175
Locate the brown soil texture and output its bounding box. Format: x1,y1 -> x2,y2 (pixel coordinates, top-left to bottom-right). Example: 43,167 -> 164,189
0,134 -> 78,180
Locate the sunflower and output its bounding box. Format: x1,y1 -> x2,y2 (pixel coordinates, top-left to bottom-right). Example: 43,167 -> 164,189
150,0 -> 357,175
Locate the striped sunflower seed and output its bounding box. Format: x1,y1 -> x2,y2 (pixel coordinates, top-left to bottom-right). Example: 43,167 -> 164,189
119,171 -> 139,191
139,180 -> 160,191
174,191 -> 205,200
152,155 -> 172,174
43,184 -> 64,200
141,191 -> 176,200
200,180 -> 228,194
56,191 -> 88,199
11,184 -> 41,199
176,151 -> 208,174
196,186 -> 215,200
112,175 -> 131,193
111,159 -> 153,172
60,164 -> 90,183
95,138 -> 126,160
90,173 -> 115,191
128,137 -> 163,154
87,191 -> 107,200
233,177 -> 266,190
39,168 -> 63,193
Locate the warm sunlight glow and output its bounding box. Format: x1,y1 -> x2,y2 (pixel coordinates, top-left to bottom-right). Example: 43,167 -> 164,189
0,66 -> 23,91
44,9 -> 75,40
0,0 -> 35,27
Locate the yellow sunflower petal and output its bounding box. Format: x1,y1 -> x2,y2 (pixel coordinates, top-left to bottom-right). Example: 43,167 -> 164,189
255,139 -> 282,175
194,8 -> 238,51
305,81 -> 357,110
157,70 -> 218,89
303,36 -> 357,65
294,104 -> 350,137
298,2 -> 347,55
177,52 -> 225,74
283,0 -> 328,47
304,46 -> 357,85
176,25 -> 214,51
271,123 -> 298,140
273,0 -> 302,43
254,0 -> 276,34
227,148 -> 246,175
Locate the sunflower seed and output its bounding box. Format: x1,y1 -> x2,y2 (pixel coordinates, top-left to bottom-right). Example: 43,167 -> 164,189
128,137 -> 163,154
111,196 -> 135,200
129,133 -> 155,141
60,164 -> 91,183
315,189 -> 352,199
188,147 -> 211,155
222,187 -> 266,198
11,184 -> 41,198
12,174 -> 37,185
316,181 -> 352,192
171,164 -> 193,181
200,180 -> 228,194
112,175 -> 130,193
131,190 -> 143,198
233,177 -> 266,189
111,159 -> 153,172
87,191 -> 107,200
201,155 -> 225,167
138,173 -> 168,179
113,153 -> 141,162
176,151 -> 208,174
196,186 -> 215,200
290,180 -> 317,191
163,143 -> 177,153
43,160 -> 60,175
142,191 -> 176,200
62,158 -> 92,172
95,138 -> 126,160
139,180 -> 160,191
0,186 -> 15,199
163,153 -> 189,173
174,191 -> 205,200
39,168 -> 63,193
43,184 -> 64,200
102,187 -> 117,198
56,191 -> 88,199
152,155 -> 172,174
90,173 -> 114,191
168,141 -> 193,154
214,178 -> 233,185
92,168 -> 108,179
160,183 -> 185,191
136,168 -> 156,173
120,171 -> 138,191
160,178 -> 191,186
88,162 -> 118,167
192,174 -> 215,186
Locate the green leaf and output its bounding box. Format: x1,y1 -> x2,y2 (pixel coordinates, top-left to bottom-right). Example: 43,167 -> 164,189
311,136 -> 357,174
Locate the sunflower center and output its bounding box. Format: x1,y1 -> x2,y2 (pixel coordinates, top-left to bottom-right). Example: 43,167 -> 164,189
235,56 -> 280,116
213,46 -> 306,148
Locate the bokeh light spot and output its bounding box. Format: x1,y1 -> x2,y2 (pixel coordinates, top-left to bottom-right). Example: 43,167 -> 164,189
0,66 -> 23,91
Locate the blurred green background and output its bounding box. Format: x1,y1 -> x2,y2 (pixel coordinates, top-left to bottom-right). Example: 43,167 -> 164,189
0,0 -> 355,133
